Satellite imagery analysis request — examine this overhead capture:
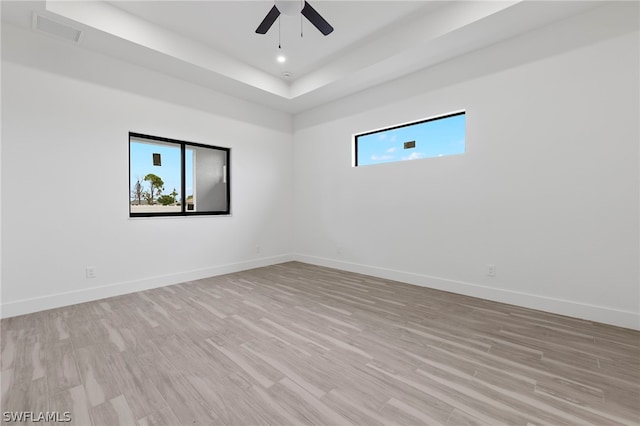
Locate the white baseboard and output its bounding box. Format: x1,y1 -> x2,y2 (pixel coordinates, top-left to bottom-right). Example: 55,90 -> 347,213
3,253 -> 638,330
1,254 -> 294,319
293,254 -> 640,331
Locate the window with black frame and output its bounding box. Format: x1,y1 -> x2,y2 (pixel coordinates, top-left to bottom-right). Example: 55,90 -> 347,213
354,111 -> 466,167
129,133 -> 230,217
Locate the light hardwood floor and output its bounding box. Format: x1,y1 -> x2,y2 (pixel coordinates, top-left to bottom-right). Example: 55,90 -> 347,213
1,262 -> 639,425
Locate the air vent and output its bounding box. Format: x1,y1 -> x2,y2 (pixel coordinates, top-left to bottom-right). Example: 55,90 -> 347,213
32,13 -> 83,44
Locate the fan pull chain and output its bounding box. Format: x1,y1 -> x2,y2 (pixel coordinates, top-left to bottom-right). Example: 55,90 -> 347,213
278,16 -> 281,49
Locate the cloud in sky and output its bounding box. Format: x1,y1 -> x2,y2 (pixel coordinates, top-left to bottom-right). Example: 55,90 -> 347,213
402,152 -> 423,161
386,147 -> 397,153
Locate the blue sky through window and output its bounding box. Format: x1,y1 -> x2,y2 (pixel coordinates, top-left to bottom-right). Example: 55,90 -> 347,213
130,140 -> 194,200
355,112 -> 466,166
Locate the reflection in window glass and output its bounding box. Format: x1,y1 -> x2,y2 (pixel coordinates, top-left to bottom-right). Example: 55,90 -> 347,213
354,111 -> 466,167
186,146 -> 228,212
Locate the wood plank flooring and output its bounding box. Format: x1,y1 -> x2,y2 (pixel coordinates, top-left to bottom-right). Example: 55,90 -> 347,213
1,261 -> 639,425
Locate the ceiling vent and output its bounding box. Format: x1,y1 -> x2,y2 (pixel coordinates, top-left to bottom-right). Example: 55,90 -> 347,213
32,13 -> 84,44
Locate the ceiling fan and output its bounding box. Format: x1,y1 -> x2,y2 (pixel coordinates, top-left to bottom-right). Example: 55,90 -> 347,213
256,0 -> 334,36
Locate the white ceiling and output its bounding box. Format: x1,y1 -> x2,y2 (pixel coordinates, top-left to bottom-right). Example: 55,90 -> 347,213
2,1 -> 605,113
109,1 -> 434,79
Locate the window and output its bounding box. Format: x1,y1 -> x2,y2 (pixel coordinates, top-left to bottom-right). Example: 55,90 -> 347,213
354,111 -> 466,167
129,133 -> 230,217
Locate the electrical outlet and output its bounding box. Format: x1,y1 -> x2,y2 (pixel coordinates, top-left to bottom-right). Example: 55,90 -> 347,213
86,266 -> 96,279
486,264 -> 496,277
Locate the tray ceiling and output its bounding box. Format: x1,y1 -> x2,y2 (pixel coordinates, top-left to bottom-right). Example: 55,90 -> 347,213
2,1 -> 604,113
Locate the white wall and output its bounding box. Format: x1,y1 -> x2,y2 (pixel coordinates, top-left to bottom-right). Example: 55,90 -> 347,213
1,25 -> 293,317
293,4 -> 640,329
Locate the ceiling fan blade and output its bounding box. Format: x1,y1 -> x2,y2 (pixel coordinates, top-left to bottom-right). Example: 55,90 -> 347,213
301,1 -> 333,35
256,5 -> 280,34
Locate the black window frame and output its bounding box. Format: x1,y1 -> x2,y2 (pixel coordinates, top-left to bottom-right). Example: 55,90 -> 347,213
129,132 -> 230,218
353,111 -> 466,167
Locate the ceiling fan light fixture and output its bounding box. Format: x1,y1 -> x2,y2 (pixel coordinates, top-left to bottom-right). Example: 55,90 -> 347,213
275,1 -> 303,16
277,55 -> 286,63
